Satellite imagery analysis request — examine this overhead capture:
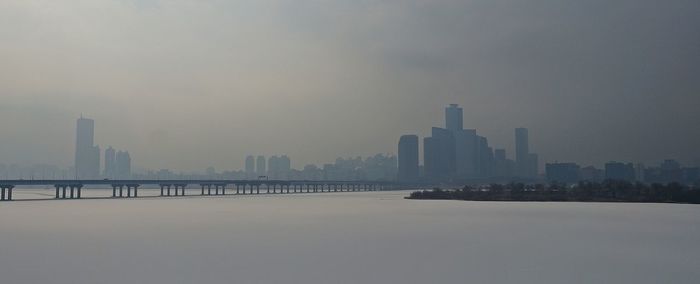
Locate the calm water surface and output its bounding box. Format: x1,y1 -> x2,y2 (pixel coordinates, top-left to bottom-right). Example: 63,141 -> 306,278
1,189 -> 699,284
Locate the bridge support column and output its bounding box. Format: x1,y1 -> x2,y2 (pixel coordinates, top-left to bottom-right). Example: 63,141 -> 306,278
256,185 -> 260,194
6,186 -> 13,201
70,186 -> 75,199
119,185 -> 124,197
133,185 -> 139,197
207,184 -> 212,195
112,185 -> 117,197
0,187 -> 14,200
221,185 -> 226,195
76,185 -> 82,198
55,185 -> 61,199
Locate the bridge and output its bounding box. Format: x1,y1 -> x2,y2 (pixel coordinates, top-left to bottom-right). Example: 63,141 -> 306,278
0,179 -> 395,201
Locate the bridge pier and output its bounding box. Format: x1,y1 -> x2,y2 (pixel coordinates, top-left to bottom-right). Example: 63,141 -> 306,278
76,185 -> 83,198
256,185 -> 260,194
0,185 -> 14,201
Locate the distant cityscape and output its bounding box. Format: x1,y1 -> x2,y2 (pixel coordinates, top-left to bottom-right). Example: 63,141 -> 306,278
0,105 -> 698,185
398,104 -> 699,185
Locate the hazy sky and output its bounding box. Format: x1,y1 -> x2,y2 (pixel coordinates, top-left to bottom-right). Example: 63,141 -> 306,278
1,0 -> 698,171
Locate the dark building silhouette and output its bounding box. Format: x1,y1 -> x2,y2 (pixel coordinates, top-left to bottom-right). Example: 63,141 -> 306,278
528,153 -> 539,177
515,127 -> 529,177
424,127 -> 456,179
268,155 -> 291,180
445,104 -> 463,132
398,135 -> 419,182
245,155 -> 255,178
256,155 -> 266,177
75,117 -> 100,178
546,162 -> 580,183
454,129 -> 479,177
580,166 -> 604,181
115,150 -> 131,179
605,161 -> 635,181
422,104 -> 501,181
104,146 -> 116,178
494,148 -> 515,178
515,128 -> 539,178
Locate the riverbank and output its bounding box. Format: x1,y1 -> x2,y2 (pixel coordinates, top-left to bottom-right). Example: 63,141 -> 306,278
406,182 -> 700,204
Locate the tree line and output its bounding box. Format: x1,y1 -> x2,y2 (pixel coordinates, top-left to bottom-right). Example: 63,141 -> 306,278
407,180 -> 700,204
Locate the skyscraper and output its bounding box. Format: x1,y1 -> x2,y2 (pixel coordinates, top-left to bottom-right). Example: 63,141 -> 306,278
268,156 -> 280,179
528,153 -> 539,177
445,104 -> 463,132
256,155 -> 266,177
245,155 -> 255,178
267,155 -> 292,180
75,117 -> 100,178
454,129 -> 479,178
398,135 -> 419,182
477,136 -> 494,177
515,128 -> 529,177
424,127 -> 456,179
605,161 -> 635,181
115,151 -> 131,179
279,155 -> 291,180
104,146 -> 116,178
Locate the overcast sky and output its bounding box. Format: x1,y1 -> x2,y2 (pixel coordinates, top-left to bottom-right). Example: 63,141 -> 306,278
1,0 -> 698,171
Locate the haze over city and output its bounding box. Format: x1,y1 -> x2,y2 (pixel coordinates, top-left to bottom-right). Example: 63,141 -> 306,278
1,0 -> 699,173
3,2 -> 700,284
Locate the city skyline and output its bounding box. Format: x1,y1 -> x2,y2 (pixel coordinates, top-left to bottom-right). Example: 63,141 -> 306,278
0,111 -> 698,179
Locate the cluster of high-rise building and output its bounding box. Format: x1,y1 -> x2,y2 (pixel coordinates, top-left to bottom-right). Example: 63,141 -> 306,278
245,155 -> 291,179
241,154 -> 397,181
322,154 -> 397,181
74,117 -> 131,179
16,113 -> 693,185
398,104 -> 539,183
546,160 -> 700,185
104,146 -> 131,179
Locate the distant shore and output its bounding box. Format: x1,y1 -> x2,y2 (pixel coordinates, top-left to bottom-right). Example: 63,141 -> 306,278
406,181 -> 700,204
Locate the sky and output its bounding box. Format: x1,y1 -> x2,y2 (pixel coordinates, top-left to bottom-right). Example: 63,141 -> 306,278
0,0 -> 698,172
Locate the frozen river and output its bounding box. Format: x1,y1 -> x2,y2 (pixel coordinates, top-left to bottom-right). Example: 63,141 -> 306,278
1,189 -> 698,283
